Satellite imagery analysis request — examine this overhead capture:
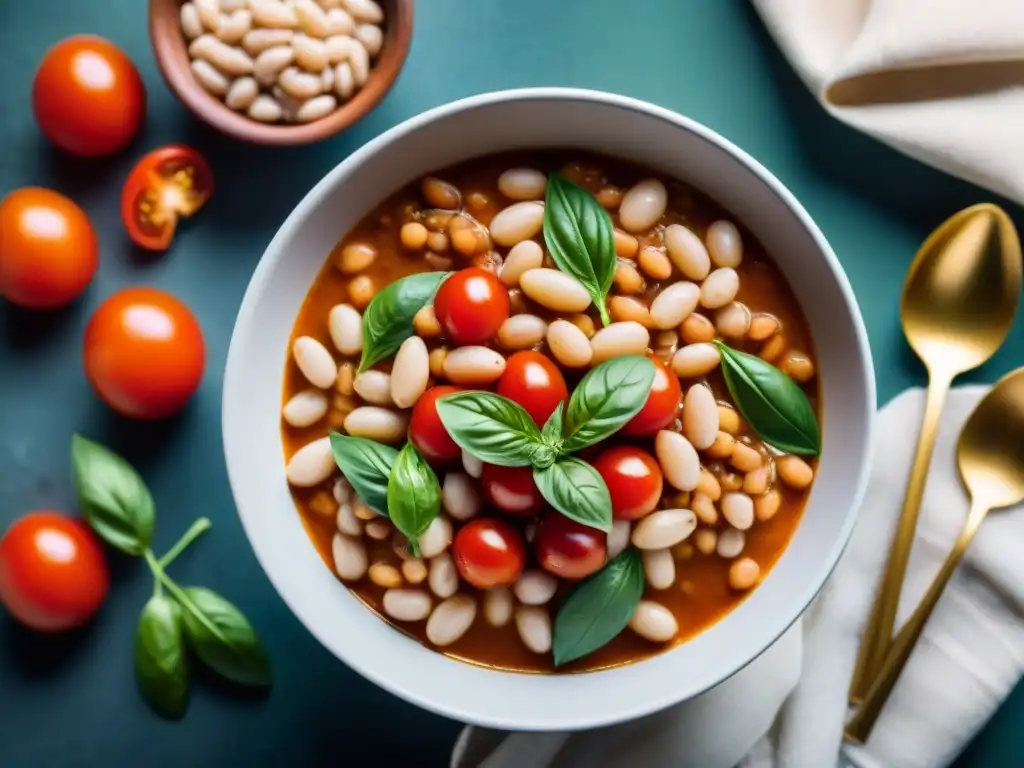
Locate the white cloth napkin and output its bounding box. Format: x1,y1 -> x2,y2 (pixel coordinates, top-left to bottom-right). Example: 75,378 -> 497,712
451,386 -> 1024,768
751,0 -> 1024,205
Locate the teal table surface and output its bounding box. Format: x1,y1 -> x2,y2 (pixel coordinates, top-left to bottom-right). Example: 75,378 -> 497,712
2,1 -> 1023,765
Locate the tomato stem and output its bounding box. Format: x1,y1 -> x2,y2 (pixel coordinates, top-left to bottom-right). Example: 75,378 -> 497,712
158,517 -> 212,570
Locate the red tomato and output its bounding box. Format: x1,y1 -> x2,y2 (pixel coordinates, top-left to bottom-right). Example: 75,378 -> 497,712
33,35 -> 145,157
593,446 -> 663,521
410,385 -> 462,464
432,267 -> 510,345
534,512 -> 608,580
0,188 -> 98,309
84,287 -> 205,419
622,359 -> 681,436
496,350 -> 569,427
452,518 -> 526,589
121,145 -> 214,251
481,464 -> 545,517
0,512 -> 109,632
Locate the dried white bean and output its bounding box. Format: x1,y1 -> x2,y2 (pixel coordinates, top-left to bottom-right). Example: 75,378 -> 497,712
336,502 -> 362,536
672,343 -> 720,378
390,336 -> 429,408
546,319 -> 593,368
348,38 -> 370,85
514,570 -> 558,606
497,314 -> 547,350
642,548 -> 675,589
721,492 -> 754,530
700,267 -> 740,309
418,516 -> 453,559
607,520 -> 631,559
343,0 -> 384,23
428,553 -> 459,599
683,384 -> 718,449
333,61 -> 355,99
254,45 -> 295,86
282,389 -> 329,428
489,202 -> 545,247
189,35 -> 254,76
242,28 -> 294,56
442,473 -> 482,521
324,8 -> 356,35
325,34 -> 356,63
632,509 -> 697,550
251,0 -> 299,28
285,436 -> 335,487
217,9 -> 252,44
353,370 -> 393,406
484,588 -> 514,627
328,303 -> 363,355
664,224 -> 711,281
655,430 -> 700,491
293,33 -> 329,71
279,66 -> 323,99
498,168 -> 547,201
355,23 -> 383,56
426,595 -> 476,646
717,528 -> 746,559
181,3 -> 204,39
443,346 -> 506,385
320,65 -> 335,91
382,589 -> 432,622
191,59 -> 230,96
500,241 -> 544,287
220,0 -> 248,11
619,179 -> 667,233
590,321 -> 650,364
649,281 -> 700,329
343,407 -> 407,442
332,533 -> 367,581
293,336 -> 337,388
195,0 -> 222,31
630,601 -> 678,642
225,76 -> 259,110
515,606 -> 552,654
716,302 -> 750,339
248,94 -> 283,122
707,220 -> 743,268
294,0 -> 330,36
520,269 -> 591,313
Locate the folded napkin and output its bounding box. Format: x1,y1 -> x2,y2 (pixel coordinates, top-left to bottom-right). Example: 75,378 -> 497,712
451,387 -> 1024,768
751,0 -> 1024,205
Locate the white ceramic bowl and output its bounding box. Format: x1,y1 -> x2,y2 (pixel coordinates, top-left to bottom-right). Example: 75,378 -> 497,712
223,88 -> 875,731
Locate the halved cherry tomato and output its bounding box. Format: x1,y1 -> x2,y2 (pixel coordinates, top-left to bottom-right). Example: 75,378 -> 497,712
593,446 -> 663,521
452,518 -> 526,589
33,35 -> 146,157
0,187 -> 98,309
84,287 -> 205,419
410,385 -> 462,464
481,464 -> 545,517
496,350 -> 569,427
121,145 -> 213,251
432,267 -> 510,345
534,512 -> 608,580
622,358 -> 681,436
0,511 -> 109,632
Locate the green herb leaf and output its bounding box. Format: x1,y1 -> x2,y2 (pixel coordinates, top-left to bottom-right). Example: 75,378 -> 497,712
436,392 -> 550,468
714,341 -> 821,455
543,173 -> 616,326
178,587 -> 272,687
562,357 -> 657,453
540,401 -> 565,455
533,457 -> 613,532
386,443 -> 441,548
359,271 -> 449,371
553,549 -> 645,666
70,434 -> 155,555
328,432 -> 398,515
135,595 -> 189,719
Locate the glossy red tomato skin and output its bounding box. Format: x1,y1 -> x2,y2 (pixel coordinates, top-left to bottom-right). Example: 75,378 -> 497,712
593,446 -> 664,521
452,518 -> 527,589
33,35 -> 145,157
83,287 -> 205,419
534,513 -> 608,580
481,464 -> 545,517
496,351 -> 569,427
409,385 -> 463,465
0,512 -> 109,632
432,267 -> 510,345
622,359 -> 681,436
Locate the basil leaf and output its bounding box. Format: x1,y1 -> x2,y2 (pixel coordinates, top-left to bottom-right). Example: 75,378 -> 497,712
714,341 -> 821,456
70,434 -> 155,555
540,401 -> 565,455
135,595 -> 189,719
359,271 -> 449,371
178,587 -> 272,687
562,357 -> 657,453
543,173 -> 616,326
553,549 -> 645,666
329,432 -> 398,516
386,443 -> 441,553
435,392 -> 551,468
533,457 -> 612,532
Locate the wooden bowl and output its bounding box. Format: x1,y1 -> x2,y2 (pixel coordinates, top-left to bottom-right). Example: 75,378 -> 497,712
149,0 -> 413,146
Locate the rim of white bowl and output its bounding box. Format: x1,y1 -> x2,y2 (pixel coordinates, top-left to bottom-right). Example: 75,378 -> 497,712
223,87 -> 876,730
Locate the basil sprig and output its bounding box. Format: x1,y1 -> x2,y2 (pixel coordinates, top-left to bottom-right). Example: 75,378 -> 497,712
562,356 -> 657,452
71,435 -> 272,719
553,549 -> 645,666
328,433 -> 398,515
435,392 -> 555,468
359,271 -> 449,371
714,341 -> 821,455
534,457 -> 612,533
543,173 -> 616,326
386,443 -> 442,556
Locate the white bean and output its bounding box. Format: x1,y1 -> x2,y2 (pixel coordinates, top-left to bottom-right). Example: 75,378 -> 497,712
683,384 -> 718,449
298,92 -> 337,122
717,528 -> 746,559
590,321 -> 650,364
649,281 -> 700,330
390,336 -> 429,408
181,3 -> 204,39
320,63 -> 335,91
707,220 -> 743,268
343,406 -> 407,443
418,516 -> 453,559
279,66 -> 323,99
489,202 -> 545,247
500,241 -> 544,287
672,343 -> 720,378
254,45 -> 295,86
514,570 -> 558,606
333,61 -> 355,99
484,588 -> 514,627
642,548 -> 675,589
225,76 -> 259,110
242,28 -> 294,56
664,224 -> 711,281
428,553 -> 459,599
248,94 -> 283,122
498,168 -> 547,201
293,336 -> 337,388
217,9 -> 252,44
442,472 -> 482,521
354,23 -> 383,56
328,303 -> 363,355
220,0 -> 248,11
348,38 -> 370,85
456,454 -> 481,484
336,502 -> 362,536
332,477 -> 352,504
426,595 -> 476,646
382,589 -> 432,622
655,431 -> 700,491
546,319 -> 593,368
716,302 -> 750,339
342,0 -> 384,23
285,436 -> 335,487
332,533 -> 367,581
443,346 -> 506,385
497,314 -> 547,350
324,9 -> 355,36
195,0 -> 222,31
293,33 -> 329,72
251,0 -> 298,28
630,601 -> 678,642
607,520 -> 631,559
353,370 -> 392,406
515,606 -> 552,654
191,59 -> 230,96
401,559 -> 428,585
294,0 -> 330,37
700,267 -> 740,310
632,509 -> 697,550
282,389 -> 329,428
325,34 -> 357,63
619,179 -> 667,233
721,492 -> 754,530
189,34 -> 254,76
520,269 -> 592,313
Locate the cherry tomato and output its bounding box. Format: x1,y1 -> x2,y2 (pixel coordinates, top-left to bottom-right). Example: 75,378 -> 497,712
452,518 -> 526,589
409,385 -> 462,464
33,35 -> 145,157
481,464 -> 545,517
0,188 -> 98,309
432,267 -> 510,345
0,512 -> 109,632
534,512 -> 608,580
622,359 -> 682,436
84,287 -> 205,419
593,446 -> 663,521
496,350 -> 569,427
122,145 -> 214,251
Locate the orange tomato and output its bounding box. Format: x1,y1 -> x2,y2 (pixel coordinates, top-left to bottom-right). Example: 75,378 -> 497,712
0,512 -> 110,632
84,287 -> 206,419
0,187 -> 98,309
33,35 -> 146,157
121,145 -> 214,251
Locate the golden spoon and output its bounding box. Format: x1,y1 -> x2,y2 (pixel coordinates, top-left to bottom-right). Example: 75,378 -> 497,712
846,367 -> 1024,742
849,204 -> 1021,703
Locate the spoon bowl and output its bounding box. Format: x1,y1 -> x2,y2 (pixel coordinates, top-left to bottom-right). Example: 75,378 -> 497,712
958,369 -> 1024,509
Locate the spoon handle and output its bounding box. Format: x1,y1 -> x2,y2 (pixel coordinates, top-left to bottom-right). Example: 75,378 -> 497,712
845,498 -> 989,743
849,373 -> 952,703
